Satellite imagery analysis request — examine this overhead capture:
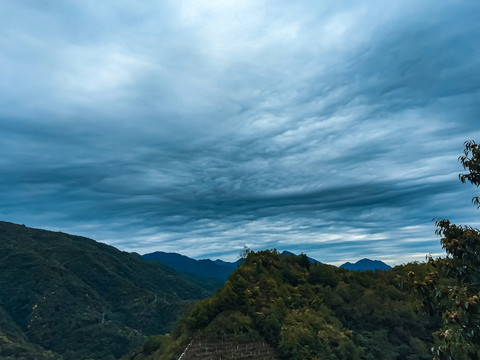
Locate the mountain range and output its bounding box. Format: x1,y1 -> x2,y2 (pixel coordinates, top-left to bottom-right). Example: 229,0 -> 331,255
142,251 -> 241,280
143,250 -> 391,280
1,221 -> 395,359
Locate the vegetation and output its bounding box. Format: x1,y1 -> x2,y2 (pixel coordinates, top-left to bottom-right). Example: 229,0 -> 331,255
134,251 -> 439,360
0,304 -> 61,360
413,140 -> 480,359
459,140 -> 480,207
0,222 -> 219,359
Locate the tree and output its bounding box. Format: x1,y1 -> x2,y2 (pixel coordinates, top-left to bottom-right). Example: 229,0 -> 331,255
239,246 -> 251,260
415,140 -> 480,359
426,220 -> 480,359
459,140 -> 480,208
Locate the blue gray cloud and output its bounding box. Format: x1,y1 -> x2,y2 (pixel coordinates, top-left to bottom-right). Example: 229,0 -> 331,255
1,0 -> 480,265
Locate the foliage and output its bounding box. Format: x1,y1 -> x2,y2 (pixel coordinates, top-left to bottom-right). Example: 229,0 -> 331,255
137,250 -> 438,360
436,221 -> 479,359
414,221 -> 480,360
239,246 -> 252,260
459,140 -> 480,207
412,140 -> 480,359
0,304 -> 62,360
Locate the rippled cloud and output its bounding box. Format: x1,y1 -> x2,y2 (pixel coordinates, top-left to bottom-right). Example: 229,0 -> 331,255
1,0 -> 480,264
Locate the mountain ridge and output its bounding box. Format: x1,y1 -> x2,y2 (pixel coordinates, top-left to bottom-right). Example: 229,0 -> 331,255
0,221 -> 218,359
142,251 -> 241,280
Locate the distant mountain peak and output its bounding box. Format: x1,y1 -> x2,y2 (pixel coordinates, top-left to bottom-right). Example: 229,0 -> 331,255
340,258 -> 392,271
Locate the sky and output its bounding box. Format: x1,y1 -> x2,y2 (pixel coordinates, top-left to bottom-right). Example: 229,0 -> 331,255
1,0 -> 480,265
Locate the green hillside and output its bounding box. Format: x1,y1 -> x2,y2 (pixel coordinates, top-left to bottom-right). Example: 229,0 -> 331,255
0,221 -> 218,359
134,250 -> 440,360
0,304 -> 62,360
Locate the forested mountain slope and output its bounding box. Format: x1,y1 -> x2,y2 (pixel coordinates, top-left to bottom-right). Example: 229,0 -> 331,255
0,221 -> 218,359
133,250 -> 440,360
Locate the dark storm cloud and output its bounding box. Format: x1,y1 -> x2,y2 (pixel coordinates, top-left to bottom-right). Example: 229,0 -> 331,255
1,0 -> 480,264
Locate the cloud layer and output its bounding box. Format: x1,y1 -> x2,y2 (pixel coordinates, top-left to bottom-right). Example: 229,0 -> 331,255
1,0 -> 480,264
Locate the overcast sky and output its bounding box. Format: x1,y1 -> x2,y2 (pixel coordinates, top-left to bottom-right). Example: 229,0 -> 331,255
1,0 -> 480,265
